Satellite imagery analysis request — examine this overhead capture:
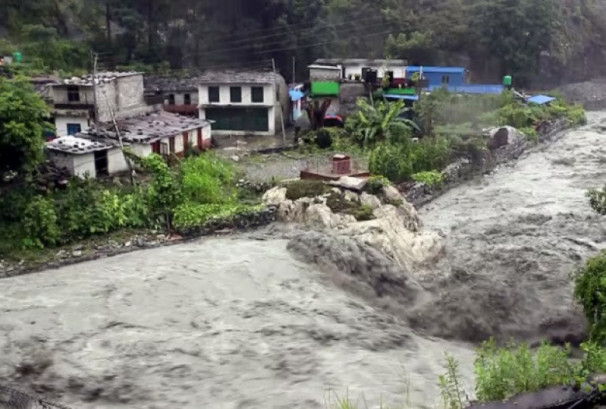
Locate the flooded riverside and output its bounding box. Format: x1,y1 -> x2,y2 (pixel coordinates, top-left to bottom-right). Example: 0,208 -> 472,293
1,113 -> 606,408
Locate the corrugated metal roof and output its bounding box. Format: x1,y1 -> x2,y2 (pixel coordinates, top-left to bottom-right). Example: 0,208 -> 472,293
428,84 -> 504,94
406,66 -> 466,74
384,94 -> 419,101
314,58 -> 407,66
197,70 -> 285,85
527,95 -> 556,105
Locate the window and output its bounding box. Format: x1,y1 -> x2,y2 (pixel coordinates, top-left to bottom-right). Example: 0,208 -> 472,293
208,87 -> 220,103
66,123 -> 81,135
251,87 -> 264,103
441,75 -> 450,84
184,93 -> 191,105
160,142 -> 169,156
67,86 -> 80,102
230,86 -> 242,103
168,94 -> 175,105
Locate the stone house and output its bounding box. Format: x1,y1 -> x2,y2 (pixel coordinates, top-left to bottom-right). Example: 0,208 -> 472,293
143,75 -> 199,117
45,136 -> 129,178
78,111 -> 212,158
50,72 -> 160,137
197,70 -> 289,136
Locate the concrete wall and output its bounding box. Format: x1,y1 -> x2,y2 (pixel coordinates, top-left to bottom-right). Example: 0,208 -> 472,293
131,143 -> 153,158
117,75 -> 146,110
107,148 -> 129,174
47,151 -> 75,174
309,67 -> 342,81
51,86 -> 95,105
164,91 -> 199,106
73,153 -> 97,178
344,63 -> 406,79
96,81 -> 118,123
55,116 -> 90,137
199,84 -> 274,106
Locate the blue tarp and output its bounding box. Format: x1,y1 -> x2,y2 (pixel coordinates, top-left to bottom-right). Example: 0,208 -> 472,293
428,84 -> 505,94
289,89 -> 305,101
384,94 -> 419,101
527,95 -> 556,105
406,66 -> 466,74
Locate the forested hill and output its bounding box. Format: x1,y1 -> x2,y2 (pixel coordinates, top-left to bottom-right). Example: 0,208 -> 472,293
1,0 -> 606,87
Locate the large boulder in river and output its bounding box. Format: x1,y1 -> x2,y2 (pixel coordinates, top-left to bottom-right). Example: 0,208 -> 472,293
487,126 -> 519,150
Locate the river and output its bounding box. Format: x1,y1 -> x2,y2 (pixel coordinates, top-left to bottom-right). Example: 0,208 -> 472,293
1,113 -> 606,409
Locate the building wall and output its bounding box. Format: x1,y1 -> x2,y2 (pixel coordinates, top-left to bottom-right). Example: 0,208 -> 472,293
73,153 -> 97,178
309,67 -> 342,81
51,85 -> 95,105
47,151 -> 75,174
107,148 -> 129,174
55,116 -> 90,137
131,143 -> 153,158
164,91 -> 199,106
343,63 -> 406,79
198,84 -> 275,107
117,75 -> 146,110
96,81 -> 118,123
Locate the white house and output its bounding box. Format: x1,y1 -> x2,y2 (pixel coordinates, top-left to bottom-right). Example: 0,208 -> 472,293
45,136 -> 129,178
79,111 -> 212,158
50,72 -> 159,137
310,59 -> 408,81
197,70 -> 289,136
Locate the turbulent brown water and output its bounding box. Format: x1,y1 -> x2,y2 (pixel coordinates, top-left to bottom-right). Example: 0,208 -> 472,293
1,113 -> 606,409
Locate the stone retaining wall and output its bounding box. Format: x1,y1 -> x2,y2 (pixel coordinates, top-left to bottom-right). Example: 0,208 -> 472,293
405,119 -> 571,208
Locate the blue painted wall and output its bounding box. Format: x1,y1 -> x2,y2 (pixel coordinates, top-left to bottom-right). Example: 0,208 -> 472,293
405,66 -> 466,88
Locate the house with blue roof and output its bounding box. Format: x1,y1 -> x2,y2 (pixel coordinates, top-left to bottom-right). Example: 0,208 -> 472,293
404,66 -> 467,88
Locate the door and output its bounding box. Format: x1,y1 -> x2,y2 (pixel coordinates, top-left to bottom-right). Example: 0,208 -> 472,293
183,132 -> 189,151
169,137 -> 175,154
197,128 -> 203,149
94,150 -> 109,177
152,141 -> 161,154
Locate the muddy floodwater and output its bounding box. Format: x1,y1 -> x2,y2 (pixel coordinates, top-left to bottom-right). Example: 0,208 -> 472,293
1,113 -> 606,409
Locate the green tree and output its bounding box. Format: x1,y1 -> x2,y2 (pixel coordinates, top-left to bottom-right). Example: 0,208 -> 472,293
0,76 -> 49,179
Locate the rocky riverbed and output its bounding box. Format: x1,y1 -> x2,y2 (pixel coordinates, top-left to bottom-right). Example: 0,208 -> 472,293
1,113 -> 606,409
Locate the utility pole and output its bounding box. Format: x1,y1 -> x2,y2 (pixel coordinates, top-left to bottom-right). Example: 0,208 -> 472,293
91,50 -> 99,130
292,56 -> 296,84
272,58 -> 287,145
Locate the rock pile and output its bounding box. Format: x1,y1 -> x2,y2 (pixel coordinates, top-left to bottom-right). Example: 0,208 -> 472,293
263,179 -> 443,271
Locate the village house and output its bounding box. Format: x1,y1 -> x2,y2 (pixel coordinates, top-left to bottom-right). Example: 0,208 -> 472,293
197,70 -> 289,136
45,135 -> 129,179
309,58 -> 408,82
143,75 -> 199,117
78,110 -> 212,158
49,71 -> 161,137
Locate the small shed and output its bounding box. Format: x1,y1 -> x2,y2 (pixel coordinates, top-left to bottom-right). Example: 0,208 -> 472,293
405,66 -> 466,88
45,136 -> 129,179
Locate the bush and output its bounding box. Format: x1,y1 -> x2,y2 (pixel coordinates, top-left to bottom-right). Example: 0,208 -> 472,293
574,251 -> 606,343
284,180 -> 330,201
588,187 -> 606,215
567,104 -> 587,126
180,153 -> 236,204
22,196 -> 60,248
173,202 -> 262,230
369,143 -> 413,182
413,170 -> 444,187
473,339 -> 575,402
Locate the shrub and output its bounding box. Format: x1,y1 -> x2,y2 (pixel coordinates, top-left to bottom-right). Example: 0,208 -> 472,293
173,202 -> 262,230
587,187 -> 606,215
284,180 -> 330,201
180,153 -> 236,204
412,170 -> 444,187
369,143 -> 413,182
574,251 -> 606,343
474,339 -> 574,402
22,196 -> 60,248
567,104 -> 587,126
519,127 -> 539,143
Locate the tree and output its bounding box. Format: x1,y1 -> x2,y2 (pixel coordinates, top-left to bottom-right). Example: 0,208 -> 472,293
0,76 -> 49,179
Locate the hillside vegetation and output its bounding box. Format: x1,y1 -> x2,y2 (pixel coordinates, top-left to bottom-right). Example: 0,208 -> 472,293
1,0 -> 606,86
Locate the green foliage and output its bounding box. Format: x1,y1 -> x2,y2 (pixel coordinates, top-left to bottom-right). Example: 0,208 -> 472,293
439,353 -> 464,409
19,24 -> 88,72
519,127 -> 539,143
369,137 -> 452,183
0,76 -> 49,177
140,154 -> 182,227
22,196 -> 60,248
180,153 -> 236,204
567,104 -> 588,126
473,339 -> 575,402
574,251 -> 606,343
365,175 -> 390,196
413,170 -> 444,187
173,203 -> 262,230
345,99 -> 418,148
587,187 -> 606,215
